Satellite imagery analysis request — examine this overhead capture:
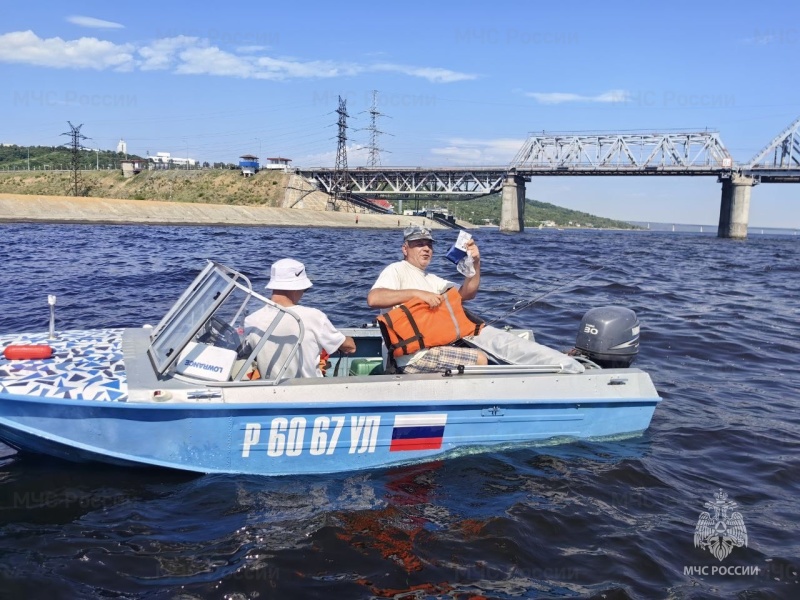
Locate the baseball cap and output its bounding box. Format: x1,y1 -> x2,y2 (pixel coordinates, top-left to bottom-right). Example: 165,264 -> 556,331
403,226 -> 434,243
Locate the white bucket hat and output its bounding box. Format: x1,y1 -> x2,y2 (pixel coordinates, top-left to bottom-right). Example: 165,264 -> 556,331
266,258 -> 313,290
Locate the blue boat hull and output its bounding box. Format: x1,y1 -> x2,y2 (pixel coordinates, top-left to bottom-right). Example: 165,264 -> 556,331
0,392 -> 659,475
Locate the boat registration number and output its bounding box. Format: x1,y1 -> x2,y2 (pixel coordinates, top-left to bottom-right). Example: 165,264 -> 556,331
241,416 -> 380,458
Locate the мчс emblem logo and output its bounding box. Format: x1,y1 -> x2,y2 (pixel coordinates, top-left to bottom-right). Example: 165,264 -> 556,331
694,488 -> 748,561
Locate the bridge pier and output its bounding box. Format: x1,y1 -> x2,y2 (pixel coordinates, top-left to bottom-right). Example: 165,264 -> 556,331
717,174 -> 756,239
500,174 -> 526,233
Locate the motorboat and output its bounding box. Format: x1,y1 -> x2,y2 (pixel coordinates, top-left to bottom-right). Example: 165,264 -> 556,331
0,262 -> 660,475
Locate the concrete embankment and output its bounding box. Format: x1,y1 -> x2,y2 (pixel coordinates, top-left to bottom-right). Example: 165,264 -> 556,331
0,193 -> 451,230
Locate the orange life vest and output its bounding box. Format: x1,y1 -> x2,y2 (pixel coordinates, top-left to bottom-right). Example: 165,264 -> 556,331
376,287 -> 484,358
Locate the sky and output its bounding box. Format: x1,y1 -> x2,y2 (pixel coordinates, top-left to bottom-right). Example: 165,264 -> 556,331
1,0 -> 798,227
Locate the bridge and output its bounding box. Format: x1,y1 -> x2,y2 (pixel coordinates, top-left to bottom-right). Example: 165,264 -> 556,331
299,116 -> 800,238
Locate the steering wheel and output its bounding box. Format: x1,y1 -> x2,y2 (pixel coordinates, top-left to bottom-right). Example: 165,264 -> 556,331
198,316 -> 242,352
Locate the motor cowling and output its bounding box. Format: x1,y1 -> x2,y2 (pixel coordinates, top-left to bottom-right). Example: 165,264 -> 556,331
574,306 -> 639,368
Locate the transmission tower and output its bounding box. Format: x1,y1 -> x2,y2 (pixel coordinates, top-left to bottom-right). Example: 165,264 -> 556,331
363,90 -> 390,167
331,95 -> 349,211
61,121 -> 90,196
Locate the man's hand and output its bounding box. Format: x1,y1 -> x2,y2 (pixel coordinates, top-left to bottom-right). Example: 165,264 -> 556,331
338,337 -> 357,354
415,290 -> 444,308
458,239 -> 481,301
466,239 -> 480,262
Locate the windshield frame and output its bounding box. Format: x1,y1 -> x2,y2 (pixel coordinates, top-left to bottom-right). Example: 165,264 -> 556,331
147,261 -> 305,385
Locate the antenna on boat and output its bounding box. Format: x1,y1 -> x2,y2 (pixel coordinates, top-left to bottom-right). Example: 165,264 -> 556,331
486,266 -> 605,326
48,295 -> 57,339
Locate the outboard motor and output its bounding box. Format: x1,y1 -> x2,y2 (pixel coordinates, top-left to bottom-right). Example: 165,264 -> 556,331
574,306 -> 639,368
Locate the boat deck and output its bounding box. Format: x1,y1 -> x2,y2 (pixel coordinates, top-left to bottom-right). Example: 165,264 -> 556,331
0,329 -> 128,402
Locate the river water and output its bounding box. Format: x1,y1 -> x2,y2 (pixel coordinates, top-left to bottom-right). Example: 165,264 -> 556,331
0,223 -> 798,599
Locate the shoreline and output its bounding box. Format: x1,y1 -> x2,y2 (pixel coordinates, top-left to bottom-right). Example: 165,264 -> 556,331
0,193 -> 460,230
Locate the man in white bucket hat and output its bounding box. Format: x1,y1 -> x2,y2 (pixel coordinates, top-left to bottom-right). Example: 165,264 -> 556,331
245,258 -> 356,379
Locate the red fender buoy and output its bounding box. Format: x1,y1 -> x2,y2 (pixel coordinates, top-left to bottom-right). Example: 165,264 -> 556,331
3,345 -> 54,360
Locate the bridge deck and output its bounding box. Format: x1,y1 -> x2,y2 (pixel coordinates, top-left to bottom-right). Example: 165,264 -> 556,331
299,123 -> 800,194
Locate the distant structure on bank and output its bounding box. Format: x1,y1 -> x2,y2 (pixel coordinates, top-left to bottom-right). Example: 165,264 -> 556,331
236,155 -> 291,176
148,152 -> 196,169
120,159 -> 145,178
367,198 -> 393,212
117,139 -> 127,155
264,157 -> 292,170
239,154 -> 259,176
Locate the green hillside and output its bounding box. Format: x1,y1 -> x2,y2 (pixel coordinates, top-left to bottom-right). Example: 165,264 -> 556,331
0,169 -> 288,206
0,144 -> 141,171
388,195 -> 638,229
0,144 -> 238,172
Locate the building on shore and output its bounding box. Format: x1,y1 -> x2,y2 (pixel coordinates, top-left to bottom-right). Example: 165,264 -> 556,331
148,152 -> 197,169
264,157 -> 292,170
120,159 -> 145,178
239,154 -> 259,177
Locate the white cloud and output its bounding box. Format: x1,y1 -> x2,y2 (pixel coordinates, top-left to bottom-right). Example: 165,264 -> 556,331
254,56 -> 361,79
0,30 -> 134,70
300,149 -> 336,167
430,145 -> 484,163
176,46 -> 255,78
526,89 -> 630,104
430,137 -> 524,165
237,45 -> 270,54
138,36 -> 199,70
371,63 -> 477,83
348,145 -> 375,165
0,29 -> 476,83
741,34 -> 776,45
66,15 -> 125,30
300,144 -> 367,168
594,89 -> 630,102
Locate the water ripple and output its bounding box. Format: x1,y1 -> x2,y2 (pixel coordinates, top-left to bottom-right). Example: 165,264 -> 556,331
1,225 -> 799,598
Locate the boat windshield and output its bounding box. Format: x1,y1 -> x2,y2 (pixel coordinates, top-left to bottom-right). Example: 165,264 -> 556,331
148,262 -> 243,374
147,262 -> 303,383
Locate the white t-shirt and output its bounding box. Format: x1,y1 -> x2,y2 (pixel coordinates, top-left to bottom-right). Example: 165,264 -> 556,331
371,260 -> 454,296
371,260 -> 456,367
244,304 -> 346,379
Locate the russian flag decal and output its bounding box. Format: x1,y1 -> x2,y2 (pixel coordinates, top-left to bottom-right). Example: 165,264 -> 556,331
389,413 -> 447,452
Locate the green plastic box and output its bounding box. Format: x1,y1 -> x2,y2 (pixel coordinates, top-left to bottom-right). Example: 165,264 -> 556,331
348,358 -> 384,376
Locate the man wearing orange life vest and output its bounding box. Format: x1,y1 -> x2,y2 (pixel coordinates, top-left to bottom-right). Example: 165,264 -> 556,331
367,226 -> 488,373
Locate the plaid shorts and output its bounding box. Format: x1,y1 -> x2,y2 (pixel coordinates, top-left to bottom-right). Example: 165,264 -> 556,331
401,346 -> 482,374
